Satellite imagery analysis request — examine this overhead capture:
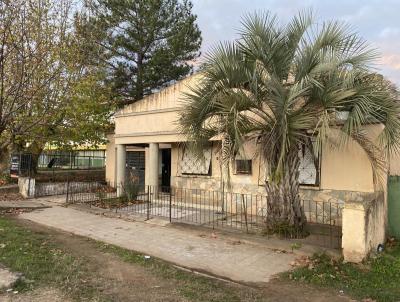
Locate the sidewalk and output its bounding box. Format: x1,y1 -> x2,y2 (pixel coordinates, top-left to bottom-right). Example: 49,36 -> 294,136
19,204 -> 296,283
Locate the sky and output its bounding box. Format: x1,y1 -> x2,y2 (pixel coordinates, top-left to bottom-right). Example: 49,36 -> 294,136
191,0 -> 400,87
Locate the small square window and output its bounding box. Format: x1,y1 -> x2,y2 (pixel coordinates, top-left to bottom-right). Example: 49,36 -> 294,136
235,160 -> 252,175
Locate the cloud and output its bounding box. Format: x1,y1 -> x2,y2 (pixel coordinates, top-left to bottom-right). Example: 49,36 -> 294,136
381,55 -> 400,70
191,0 -> 400,86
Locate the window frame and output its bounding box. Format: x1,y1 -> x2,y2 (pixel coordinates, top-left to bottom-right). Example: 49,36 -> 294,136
298,143 -> 321,187
234,159 -> 253,175
180,145 -> 213,176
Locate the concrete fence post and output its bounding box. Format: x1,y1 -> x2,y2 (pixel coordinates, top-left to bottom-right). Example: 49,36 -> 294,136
342,193 -> 386,263
18,177 -> 35,198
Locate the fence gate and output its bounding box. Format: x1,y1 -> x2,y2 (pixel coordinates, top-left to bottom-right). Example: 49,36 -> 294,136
388,176 -> 400,238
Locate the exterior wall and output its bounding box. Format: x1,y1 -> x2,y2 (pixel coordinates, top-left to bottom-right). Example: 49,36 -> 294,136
107,74 -> 390,262
114,74 -> 201,145
105,134 -> 116,184
321,125 -> 385,193
111,73 -> 387,199
389,153 -> 400,176
170,126 -> 386,202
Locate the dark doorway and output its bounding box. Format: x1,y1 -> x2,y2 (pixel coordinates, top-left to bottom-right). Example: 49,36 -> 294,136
161,149 -> 171,191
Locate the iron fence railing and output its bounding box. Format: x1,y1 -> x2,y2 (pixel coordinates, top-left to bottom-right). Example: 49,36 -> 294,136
38,154 -> 105,170
10,152 -> 105,180
66,182 -> 343,249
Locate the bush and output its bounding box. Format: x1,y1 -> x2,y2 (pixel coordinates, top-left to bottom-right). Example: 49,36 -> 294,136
121,180 -> 140,202
0,173 -> 12,186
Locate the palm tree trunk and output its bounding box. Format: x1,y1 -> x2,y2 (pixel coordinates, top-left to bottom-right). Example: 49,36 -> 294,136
265,150 -> 307,237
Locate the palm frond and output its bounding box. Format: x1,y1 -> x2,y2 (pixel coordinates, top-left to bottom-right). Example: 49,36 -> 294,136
179,10 -> 400,189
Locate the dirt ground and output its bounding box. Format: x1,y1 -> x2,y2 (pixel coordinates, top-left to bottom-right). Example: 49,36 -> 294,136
0,193 -> 22,202
1,288 -> 71,302
0,218 -> 351,302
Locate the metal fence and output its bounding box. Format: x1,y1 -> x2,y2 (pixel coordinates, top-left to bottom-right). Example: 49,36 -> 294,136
66,183 -> 343,249
10,152 -> 105,183
38,154 -> 105,170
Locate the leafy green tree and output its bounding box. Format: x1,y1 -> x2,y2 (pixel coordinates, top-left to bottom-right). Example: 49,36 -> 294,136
0,0 -> 76,171
24,12 -> 115,172
179,11 -> 400,235
88,0 -> 202,105
0,0 -> 114,173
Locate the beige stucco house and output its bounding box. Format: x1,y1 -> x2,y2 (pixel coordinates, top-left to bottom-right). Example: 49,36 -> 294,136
106,74 -> 392,262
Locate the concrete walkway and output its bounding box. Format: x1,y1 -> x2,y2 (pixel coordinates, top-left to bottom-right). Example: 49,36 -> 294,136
20,205 -> 296,283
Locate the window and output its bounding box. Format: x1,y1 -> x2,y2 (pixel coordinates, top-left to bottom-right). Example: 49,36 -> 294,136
235,159 -> 252,175
180,147 -> 212,175
298,143 -> 320,186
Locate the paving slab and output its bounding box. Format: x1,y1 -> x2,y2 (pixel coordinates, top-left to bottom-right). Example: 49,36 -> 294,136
20,206 -> 296,283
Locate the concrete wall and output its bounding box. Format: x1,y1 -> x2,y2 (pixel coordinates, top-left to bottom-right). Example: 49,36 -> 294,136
342,192 -> 386,262
169,127 -> 386,198
105,134 -> 116,184
389,153 -> 400,176
114,74 -> 201,145
320,125 -> 385,193
18,177 -> 35,198
108,131 -> 387,201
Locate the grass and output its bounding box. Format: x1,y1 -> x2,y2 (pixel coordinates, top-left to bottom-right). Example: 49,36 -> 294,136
95,241 -> 264,302
285,240 -> 400,302
0,216 -> 265,301
0,216 -> 104,301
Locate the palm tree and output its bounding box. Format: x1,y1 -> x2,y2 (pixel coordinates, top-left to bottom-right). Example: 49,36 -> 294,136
179,11 -> 400,236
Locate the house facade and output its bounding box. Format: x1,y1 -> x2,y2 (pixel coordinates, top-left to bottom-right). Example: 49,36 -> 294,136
106,74 -> 391,262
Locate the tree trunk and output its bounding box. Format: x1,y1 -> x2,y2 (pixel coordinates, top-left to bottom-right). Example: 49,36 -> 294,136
265,150 -> 307,238
135,53 -> 144,101
0,145 -> 10,174
27,142 -> 44,175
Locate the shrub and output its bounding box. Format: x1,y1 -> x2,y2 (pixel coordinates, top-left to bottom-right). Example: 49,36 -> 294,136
121,180 -> 140,202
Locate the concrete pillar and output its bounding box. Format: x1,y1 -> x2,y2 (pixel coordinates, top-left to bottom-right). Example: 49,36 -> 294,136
18,177 -> 35,198
342,201 -> 367,262
148,143 -> 159,193
342,193 -> 386,263
116,144 -> 126,196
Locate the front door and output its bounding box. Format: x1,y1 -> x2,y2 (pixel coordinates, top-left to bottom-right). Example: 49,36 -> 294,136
161,149 -> 171,191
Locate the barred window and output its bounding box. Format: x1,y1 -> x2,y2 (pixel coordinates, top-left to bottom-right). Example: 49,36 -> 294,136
235,160 -> 252,175
298,143 -> 320,186
180,147 -> 212,175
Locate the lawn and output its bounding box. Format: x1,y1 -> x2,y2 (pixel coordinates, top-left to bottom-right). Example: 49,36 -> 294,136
2,213 -> 389,302
0,215 -> 266,301
286,240 -> 400,302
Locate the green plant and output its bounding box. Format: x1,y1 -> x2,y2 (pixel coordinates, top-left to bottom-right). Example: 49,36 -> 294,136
121,180 -> 140,202
0,172 -> 12,186
286,241 -> 400,302
290,243 -> 302,252
179,10 -> 400,236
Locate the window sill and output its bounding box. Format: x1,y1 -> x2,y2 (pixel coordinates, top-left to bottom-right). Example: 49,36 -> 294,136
299,185 -> 320,190
178,174 -> 213,179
